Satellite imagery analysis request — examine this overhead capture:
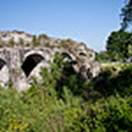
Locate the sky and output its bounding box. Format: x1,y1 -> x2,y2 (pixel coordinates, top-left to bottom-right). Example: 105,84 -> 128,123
0,0 -> 124,51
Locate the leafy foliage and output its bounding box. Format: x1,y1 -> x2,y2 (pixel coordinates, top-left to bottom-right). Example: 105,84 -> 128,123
96,51 -> 110,62
106,31 -> 132,61
87,64 -> 132,99
0,53 -> 131,131
120,0 -> 132,30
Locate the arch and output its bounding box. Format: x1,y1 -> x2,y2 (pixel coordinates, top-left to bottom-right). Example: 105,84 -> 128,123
79,52 -> 86,56
23,50 -> 44,61
21,53 -> 44,77
61,52 -> 77,65
0,58 -> 6,70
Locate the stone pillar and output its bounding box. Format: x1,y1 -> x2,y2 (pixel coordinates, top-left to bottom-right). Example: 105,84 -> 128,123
0,48 -> 10,87
9,47 -> 29,91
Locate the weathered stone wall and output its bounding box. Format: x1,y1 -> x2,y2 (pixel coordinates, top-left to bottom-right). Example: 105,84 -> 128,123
0,31 -> 101,91
0,46 -> 54,91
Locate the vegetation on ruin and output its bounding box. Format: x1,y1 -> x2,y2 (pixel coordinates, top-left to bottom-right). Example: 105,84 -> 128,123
0,0 -> 132,131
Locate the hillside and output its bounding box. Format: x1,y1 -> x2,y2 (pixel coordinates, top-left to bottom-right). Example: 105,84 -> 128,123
0,31 -> 131,131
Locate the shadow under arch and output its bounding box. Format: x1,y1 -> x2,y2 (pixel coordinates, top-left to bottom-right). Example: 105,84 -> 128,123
0,58 -> 6,70
21,53 -> 44,77
61,52 -> 77,65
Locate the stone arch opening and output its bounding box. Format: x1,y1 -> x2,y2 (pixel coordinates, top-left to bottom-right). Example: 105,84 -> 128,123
61,52 -> 77,65
21,53 -> 44,77
0,58 -> 6,70
62,52 -> 73,60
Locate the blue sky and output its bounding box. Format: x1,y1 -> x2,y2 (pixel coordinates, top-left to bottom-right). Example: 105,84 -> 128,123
0,0 -> 124,51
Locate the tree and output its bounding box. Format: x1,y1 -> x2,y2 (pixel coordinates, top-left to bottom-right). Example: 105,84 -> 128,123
19,38 -> 24,46
32,35 -> 40,46
120,0 -> 132,31
9,38 -> 15,47
106,31 -> 132,61
96,51 -> 111,62
0,38 -> 3,47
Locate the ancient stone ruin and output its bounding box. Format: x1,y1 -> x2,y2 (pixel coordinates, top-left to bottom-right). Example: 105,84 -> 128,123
0,31 -> 100,91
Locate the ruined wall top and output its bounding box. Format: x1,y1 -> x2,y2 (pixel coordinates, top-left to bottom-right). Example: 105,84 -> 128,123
0,30 -> 94,54
0,30 -> 100,91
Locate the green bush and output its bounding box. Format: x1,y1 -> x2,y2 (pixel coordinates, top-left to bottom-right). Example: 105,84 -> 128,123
80,95 -> 132,132
0,53 -> 131,131
96,51 -> 111,62
88,65 -> 132,98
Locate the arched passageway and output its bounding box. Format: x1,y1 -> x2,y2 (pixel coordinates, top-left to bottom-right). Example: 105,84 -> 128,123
21,54 -> 44,77
61,52 -> 77,65
0,58 -> 6,70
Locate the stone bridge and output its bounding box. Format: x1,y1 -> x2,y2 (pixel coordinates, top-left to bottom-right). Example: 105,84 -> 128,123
0,46 -> 59,91
0,45 -> 99,91
0,31 -> 101,91
0,45 -> 100,91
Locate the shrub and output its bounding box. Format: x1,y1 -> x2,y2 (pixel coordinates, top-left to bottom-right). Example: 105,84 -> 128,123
88,65 -> 132,98
0,53 -> 131,131
79,95 -> 132,132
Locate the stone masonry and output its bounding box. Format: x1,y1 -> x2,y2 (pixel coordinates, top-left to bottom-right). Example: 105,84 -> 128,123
0,31 -> 101,91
